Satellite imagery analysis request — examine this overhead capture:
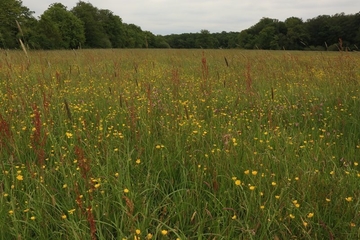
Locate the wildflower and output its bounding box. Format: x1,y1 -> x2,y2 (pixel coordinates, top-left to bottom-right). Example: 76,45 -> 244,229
94,183 -> 101,188
231,176 -> 237,181
63,184 -> 67,189
161,229 -> 168,235
65,132 -> 73,138
235,180 -> 241,186
303,221 -> 308,227
9,210 -> 14,215
260,205 -> 265,209
289,214 -> 295,219
249,186 -> 255,191
146,233 -> 153,239
244,170 -> 250,175
115,172 -> 119,177
68,209 -> 76,214
155,145 -> 161,149
275,195 -> 280,199
330,171 -> 334,175
307,213 -> 314,218
30,216 -> 36,220
124,188 -> 129,193
232,215 -> 237,220
136,159 -> 141,164
251,171 -> 258,176
326,198 -> 331,202
345,197 -> 353,202
61,214 -> 67,219
271,182 -> 276,186
350,222 -> 356,227
16,175 -> 24,181
136,229 -> 141,234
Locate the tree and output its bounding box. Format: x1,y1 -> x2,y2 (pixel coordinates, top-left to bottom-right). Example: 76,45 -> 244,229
34,3 -> 85,49
72,1 -> 110,48
196,29 -> 215,48
284,17 -> 309,49
98,9 -> 126,48
0,0 -> 35,48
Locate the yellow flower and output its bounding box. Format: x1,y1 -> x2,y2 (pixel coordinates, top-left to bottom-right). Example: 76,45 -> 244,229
271,182 -> 276,186
260,205 -> 265,209
16,175 -> 24,181
135,229 -> 141,235
68,209 -> 76,214
124,188 -> 129,193
275,195 -> 280,199
251,171 -> 258,176
9,210 -> 14,215
136,159 -> 141,164
307,212 -> 314,218
65,132 -> 73,138
303,221 -> 308,227
94,183 -> 101,188
345,197 -> 353,202
146,233 -> 153,239
30,216 -> 36,220
350,222 -> 356,227
61,214 -> 67,219
161,230 -> 168,235
289,214 -> 295,219
235,180 -> 241,186
231,214 -> 237,220
325,198 -> 331,202
249,186 -> 255,191
63,184 -> 67,189
244,170 -> 250,175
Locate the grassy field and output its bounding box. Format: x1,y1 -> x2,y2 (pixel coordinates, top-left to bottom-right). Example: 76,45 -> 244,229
0,49 -> 359,239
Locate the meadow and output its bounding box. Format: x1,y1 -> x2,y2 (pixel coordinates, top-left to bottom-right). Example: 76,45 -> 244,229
0,49 -> 359,239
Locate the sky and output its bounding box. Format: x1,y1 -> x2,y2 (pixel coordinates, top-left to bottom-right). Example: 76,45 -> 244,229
21,0 -> 360,35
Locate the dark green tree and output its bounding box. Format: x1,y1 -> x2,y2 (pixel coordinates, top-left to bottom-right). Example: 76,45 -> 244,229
196,29 -> 215,48
284,17 -> 309,49
98,9 -> 126,48
0,0 -> 35,48
72,1 -> 110,48
34,3 -> 85,49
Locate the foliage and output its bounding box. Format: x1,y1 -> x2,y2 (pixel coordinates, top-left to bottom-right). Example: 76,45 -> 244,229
33,3 -> 85,49
0,0 -> 35,48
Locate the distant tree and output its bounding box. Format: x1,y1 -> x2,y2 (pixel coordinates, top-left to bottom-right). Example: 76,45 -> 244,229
72,1 -> 110,48
98,9 -> 126,48
0,0 -> 35,48
284,17 -> 309,49
34,3 -> 85,49
123,23 -> 145,48
196,29 -> 215,48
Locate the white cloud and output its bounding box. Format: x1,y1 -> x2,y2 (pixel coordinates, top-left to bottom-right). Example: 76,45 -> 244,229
22,0 -> 360,35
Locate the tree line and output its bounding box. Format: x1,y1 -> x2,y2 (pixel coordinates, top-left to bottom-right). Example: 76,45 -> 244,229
1,0 -> 360,50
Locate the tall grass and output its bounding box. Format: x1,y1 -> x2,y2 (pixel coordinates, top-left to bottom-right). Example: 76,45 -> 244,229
0,49 -> 359,239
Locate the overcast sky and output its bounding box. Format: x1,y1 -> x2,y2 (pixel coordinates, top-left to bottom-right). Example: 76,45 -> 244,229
21,0 -> 360,35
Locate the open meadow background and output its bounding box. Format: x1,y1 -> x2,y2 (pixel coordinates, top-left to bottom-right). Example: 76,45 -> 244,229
0,49 -> 359,239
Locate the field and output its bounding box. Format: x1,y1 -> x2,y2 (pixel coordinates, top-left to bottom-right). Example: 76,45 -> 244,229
0,49 -> 359,239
